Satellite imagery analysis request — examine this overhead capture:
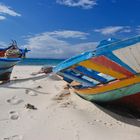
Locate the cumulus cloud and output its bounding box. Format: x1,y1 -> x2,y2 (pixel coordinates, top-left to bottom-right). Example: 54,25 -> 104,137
48,30 -> 89,39
57,0 -> 97,9
0,3 -> 21,20
94,26 -> 131,35
0,15 -> 6,20
23,30 -> 97,59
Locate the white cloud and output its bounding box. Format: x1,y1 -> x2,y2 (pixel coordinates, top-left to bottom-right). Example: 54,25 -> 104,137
23,30 -> 97,59
25,32 -> 69,50
57,0 -> 97,9
71,42 -> 97,53
0,3 -> 21,20
0,15 -> 6,20
0,3 -> 21,16
48,30 -> 89,39
94,26 -> 131,35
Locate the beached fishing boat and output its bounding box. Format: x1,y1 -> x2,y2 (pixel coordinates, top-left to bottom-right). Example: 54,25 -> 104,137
0,41 -> 29,82
53,35 -> 140,110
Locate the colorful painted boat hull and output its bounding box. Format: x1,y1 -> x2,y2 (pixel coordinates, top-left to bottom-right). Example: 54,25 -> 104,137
75,76 -> 140,110
0,58 -> 20,81
0,42 -> 29,82
76,82 -> 140,102
53,35 -> 140,111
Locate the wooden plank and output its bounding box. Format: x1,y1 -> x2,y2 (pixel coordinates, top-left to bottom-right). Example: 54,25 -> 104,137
104,52 -> 136,74
77,83 -> 140,104
58,71 -> 95,87
74,66 -> 107,83
91,56 -> 134,77
113,43 -> 140,73
76,75 -> 140,95
79,60 -> 127,79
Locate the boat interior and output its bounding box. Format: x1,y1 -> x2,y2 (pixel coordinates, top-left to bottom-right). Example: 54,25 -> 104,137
59,65 -> 116,89
54,36 -> 140,90
0,41 -> 28,59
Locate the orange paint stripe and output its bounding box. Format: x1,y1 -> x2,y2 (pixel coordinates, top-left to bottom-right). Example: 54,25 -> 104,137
76,75 -> 139,95
79,60 -> 127,79
91,56 -> 134,77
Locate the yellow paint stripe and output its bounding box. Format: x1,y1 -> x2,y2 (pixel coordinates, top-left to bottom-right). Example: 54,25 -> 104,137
79,60 -> 127,79
76,75 -> 140,95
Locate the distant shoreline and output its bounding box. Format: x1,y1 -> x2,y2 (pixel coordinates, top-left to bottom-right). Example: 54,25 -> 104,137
18,58 -> 65,66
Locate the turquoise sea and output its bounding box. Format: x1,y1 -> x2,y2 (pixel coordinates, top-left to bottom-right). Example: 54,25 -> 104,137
18,58 -> 65,66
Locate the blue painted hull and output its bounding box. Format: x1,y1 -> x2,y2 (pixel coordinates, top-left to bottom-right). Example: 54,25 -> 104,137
0,41 -> 29,82
0,58 -> 21,81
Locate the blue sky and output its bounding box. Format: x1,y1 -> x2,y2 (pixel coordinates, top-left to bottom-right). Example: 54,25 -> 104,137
0,0 -> 140,58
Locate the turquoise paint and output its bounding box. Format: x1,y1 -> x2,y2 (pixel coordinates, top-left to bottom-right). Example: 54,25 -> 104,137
53,51 -> 94,73
0,60 -> 19,69
95,35 -> 140,55
53,35 -> 140,101
77,82 -> 140,102
0,58 -> 21,62
53,36 -> 140,74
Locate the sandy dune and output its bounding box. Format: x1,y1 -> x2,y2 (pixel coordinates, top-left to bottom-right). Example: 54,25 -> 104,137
0,66 -> 140,140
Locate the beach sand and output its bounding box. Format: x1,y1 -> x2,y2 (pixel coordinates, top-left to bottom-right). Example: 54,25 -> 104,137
0,66 -> 140,140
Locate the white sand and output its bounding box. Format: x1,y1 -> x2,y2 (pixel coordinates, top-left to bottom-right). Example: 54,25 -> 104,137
0,66 -> 140,140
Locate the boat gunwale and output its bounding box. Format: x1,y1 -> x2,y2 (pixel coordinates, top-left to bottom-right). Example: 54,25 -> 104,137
53,35 -> 140,73
0,57 -> 21,62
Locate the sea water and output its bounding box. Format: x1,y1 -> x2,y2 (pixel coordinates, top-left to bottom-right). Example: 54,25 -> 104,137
18,58 -> 64,66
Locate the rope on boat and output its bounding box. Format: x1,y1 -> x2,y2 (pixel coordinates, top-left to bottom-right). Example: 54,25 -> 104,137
5,49 -> 21,58
4,41 -> 22,58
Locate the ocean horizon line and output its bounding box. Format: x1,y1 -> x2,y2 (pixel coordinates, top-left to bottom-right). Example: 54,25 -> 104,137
18,58 -> 65,66
25,57 -> 66,60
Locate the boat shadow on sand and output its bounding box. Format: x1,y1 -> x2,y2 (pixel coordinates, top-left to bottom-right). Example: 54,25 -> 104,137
93,101 -> 140,127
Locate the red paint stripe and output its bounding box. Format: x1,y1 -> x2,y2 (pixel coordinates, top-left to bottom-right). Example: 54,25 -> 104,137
0,51 -> 5,57
91,56 -> 134,77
